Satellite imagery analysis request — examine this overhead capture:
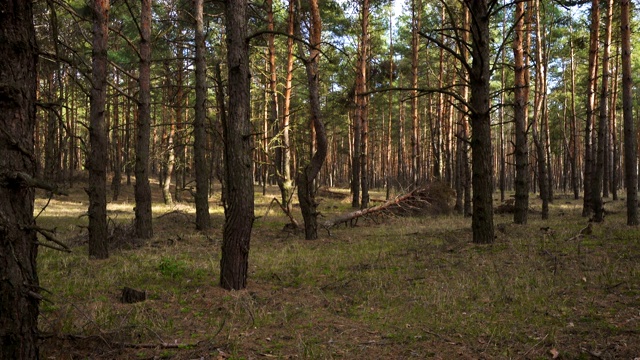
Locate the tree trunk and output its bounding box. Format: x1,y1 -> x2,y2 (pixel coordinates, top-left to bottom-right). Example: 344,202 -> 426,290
467,0 -> 494,244
162,120 -> 175,205
359,0 -> 370,208
513,0 -> 529,224
532,0 -> 549,220
0,1 -> 40,357
569,18 -> 580,200
583,0 -> 600,217
220,0 -> 255,290
135,0 -> 153,239
88,0 -> 110,259
592,0 -> 613,223
351,45 -> 361,208
621,0 -> 638,225
111,74 -> 121,201
194,0 -> 211,230
296,0 -> 328,240
275,0 -> 295,213
410,0 -> 421,185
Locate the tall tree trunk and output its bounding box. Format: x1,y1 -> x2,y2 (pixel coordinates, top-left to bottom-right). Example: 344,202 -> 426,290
88,0 -> 110,259
513,0 -> 529,224
276,0 -> 295,213
194,0 -> 211,230
609,47 -> 619,200
410,0 -> 421,185
532,0 -> 549,219
434,5 -> 445,180
220,0 -> 255,290
592,0 -> 613,223
173,67 -> 184,203
583,0 -> 600,217
111,74 -> 121,201
386,10 -> 394,199
359,0 -> 370,208
621,0 -> 638,225
569,16 -> 580,200
351,37 -> 361,208
135,0 -> 153,239
0,1 -> 39,356
455,6 -> 471,217
296,0 -> 328,240
467,0 -> 495,244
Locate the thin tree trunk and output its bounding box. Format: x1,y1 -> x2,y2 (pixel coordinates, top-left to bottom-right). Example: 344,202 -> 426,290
220,0 -> 254,290
276,0 -> 295,213
111,74 -> 121,201
410,0 -> 421,185
351,40 -> 361,208
621,0 -> 638,225
359,0 -> 370,208
532,0 -> 549,219
513,0 -> 529,224
135,0 -> 153,239
88,0 -> 110,258
592,0 -> 613,222
569,16 -> 579,200
162,120 -> 175,205
0,1 -> 40,356
194,0 -> 211,230
583,0 -> 600,217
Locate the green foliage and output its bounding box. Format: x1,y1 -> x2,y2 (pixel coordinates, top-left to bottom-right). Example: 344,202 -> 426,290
158,256 -> 187,279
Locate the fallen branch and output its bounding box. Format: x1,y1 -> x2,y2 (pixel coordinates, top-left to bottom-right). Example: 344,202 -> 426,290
322,183 -> 455,231
323,188 -> 427,229
262,197 -> 300,228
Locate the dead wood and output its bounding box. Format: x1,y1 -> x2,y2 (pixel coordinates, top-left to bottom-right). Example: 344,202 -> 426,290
317,187 -> 349,200
120,287 -> 146,304
262,197 -> 300,228
323,183 -> 454,230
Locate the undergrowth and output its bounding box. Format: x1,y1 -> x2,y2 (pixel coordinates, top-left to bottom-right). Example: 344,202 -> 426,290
35,185 -> 640,359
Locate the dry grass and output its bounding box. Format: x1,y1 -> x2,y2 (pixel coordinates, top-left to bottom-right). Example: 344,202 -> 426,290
35,184 -> 640,359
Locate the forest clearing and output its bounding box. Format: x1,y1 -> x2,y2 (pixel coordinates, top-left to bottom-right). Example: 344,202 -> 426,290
36,182 -> 640,359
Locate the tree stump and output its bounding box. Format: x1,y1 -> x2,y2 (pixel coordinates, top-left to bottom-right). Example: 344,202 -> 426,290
120,287 -> 146,304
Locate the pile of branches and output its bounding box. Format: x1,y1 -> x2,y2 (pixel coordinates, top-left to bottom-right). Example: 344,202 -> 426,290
323,182 -> 454,229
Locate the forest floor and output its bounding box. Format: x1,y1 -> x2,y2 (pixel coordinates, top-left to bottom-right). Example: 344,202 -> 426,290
35,180 -> 640,359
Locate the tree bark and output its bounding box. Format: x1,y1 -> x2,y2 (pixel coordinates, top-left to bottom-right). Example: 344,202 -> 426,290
135,0 -> 153,239
583,0 -> 600,217
359,0 -> 370,209
111,74 -> 121,201
467,0 -> 495,244
569,18 -> 580,200
275,0 -> 295,214
410,0 -> 422,185
194,0 -> 211,230
513,0 -> 529,224
0,1 -> 40,357
296,0 -> 328,240
592,0 -> 613,223
220,0 -> 255,290
532,0 -> 549,220
162,119 -> 175,205
88,0 -> 110,259
621,0 -> 638,225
